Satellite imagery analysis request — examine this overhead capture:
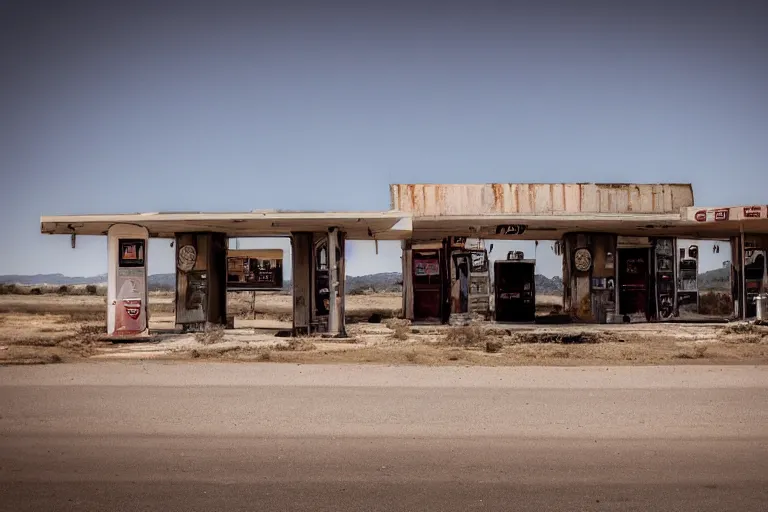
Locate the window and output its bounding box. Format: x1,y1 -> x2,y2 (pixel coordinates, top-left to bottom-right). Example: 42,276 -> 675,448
316,244 -> 328,271
315,242 -> 340,271
119,239 -> 145,267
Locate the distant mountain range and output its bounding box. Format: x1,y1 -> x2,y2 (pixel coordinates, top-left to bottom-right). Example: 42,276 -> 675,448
0,273 -> 176,288
697,267 -> 730,291
1,269 -> 730,293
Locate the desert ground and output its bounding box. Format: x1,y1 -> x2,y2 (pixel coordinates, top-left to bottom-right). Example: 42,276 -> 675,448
1,363 -> 767,511
1,290 -> 767,366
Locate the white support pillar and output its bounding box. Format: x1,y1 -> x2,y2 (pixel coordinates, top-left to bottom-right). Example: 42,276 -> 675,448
107,224 -> 150,338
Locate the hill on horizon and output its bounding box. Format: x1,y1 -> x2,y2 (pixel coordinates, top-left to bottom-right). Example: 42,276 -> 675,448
1,269 -> 731,294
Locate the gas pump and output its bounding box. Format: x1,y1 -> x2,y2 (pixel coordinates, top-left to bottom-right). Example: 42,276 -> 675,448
107,224 -> 149,337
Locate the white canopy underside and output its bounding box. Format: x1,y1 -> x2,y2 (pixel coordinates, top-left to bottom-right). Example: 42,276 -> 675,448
41,208 -> 768,241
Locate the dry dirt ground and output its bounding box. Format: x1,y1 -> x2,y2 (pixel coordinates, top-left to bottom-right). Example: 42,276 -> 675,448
1,292 -> 767,366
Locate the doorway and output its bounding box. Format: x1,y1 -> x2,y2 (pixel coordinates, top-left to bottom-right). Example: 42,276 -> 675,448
494,257 -> 536,322
412,250 -> 443,321
617,248 -> 650,319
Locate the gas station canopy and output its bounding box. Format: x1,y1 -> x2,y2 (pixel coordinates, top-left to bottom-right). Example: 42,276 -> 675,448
40,210 -> 413,240
41,206 -> 768,242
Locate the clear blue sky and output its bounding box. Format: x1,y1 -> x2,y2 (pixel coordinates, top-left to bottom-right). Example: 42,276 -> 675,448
1,0 -> 766,278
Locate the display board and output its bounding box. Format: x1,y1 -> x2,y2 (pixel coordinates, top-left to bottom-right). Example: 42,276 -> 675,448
226,249 -> 284,290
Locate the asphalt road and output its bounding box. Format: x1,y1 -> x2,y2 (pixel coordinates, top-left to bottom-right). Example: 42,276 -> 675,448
1,363 -> 767,511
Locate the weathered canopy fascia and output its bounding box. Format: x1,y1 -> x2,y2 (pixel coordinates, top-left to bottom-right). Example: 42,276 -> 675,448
40,211 -> 413,240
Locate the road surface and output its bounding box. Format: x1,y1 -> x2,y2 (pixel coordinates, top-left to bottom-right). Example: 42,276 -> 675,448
1,363 -> 767,511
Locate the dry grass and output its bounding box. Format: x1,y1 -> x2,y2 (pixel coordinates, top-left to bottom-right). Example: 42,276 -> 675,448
443,325 -> 488,347
485,340 -> 503,353
0,283 -> 106,296
513,331 -> 614,344
718,323 -> 768,344
699,291 -> 733,316
194,326 -> 225,345
674,345 -> 709,359
721,323 -> 767,336
275,338 -> 317,352
2,292 -> 768,367
386,318 -> 411,341
0,303 -> 106,322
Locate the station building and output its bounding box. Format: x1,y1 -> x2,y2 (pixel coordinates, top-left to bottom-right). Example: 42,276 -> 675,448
40,183 -> 768,338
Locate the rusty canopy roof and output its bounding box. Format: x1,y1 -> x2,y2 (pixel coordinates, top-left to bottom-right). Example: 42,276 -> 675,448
40,211 -> 413,240
390,183 -> 695,216
40,185 -> 768,241
41,207 -> 768,242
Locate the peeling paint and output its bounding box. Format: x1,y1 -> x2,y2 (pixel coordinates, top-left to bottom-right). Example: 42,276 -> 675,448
390,183 -> 694,216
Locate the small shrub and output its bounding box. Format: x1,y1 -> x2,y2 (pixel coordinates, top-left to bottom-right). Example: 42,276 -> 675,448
675,344 -> 708,359
0,283 -> 19,295
85,284 -> 98,295
11,338 -> 61,347
75,324 -> 104,339
446,350 -> 463,361
57,285 -> 70,295
29,288 -> 42,295
550,348 -> 571,358
485,340 -> 503,353
259,351 -> 272,361
405,349 -> 418,362
386,318 -> 411,341
275,338 -> 316,351
195,327 -> 225,345
699,292 -> 732,317
721,323 -> 761,335
514,331 -> 609,344
444,325 -> 487,347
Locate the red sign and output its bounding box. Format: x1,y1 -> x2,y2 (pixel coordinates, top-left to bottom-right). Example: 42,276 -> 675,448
714,209 -> 729,221
116,298 -> 143,334
694,210 -> 707,222
743,206 -> 763,218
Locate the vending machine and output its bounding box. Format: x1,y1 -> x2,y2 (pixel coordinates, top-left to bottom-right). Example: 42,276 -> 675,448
107,224 -> 149,337
744,243 -> 767,318
653,238 -> 676,319
677,243 -> 699,314
494,251 -> 536,323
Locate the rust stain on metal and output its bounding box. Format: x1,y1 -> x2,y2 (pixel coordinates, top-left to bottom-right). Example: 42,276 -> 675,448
528,185 -> 536,213
561,184 -> 566,211
492,183 -> 503,212
549,183 -> 554,211
390,183 -> 692,216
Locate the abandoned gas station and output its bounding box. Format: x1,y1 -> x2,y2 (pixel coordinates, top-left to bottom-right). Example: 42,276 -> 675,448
40,183 -> 768,338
